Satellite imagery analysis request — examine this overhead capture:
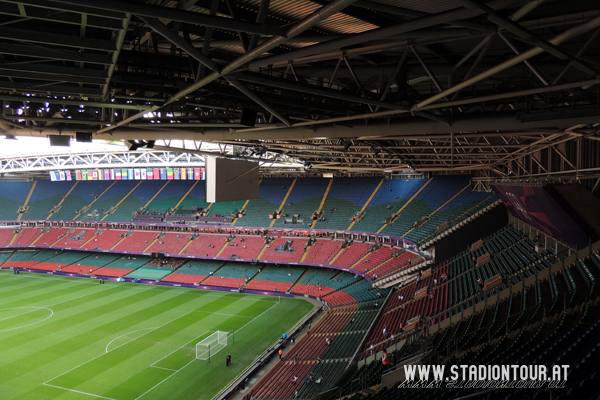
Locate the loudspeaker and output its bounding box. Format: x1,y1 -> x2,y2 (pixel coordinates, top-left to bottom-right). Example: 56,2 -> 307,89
75,132 -> 92,142
48,135 -> 71,147
240,109 -> 257,127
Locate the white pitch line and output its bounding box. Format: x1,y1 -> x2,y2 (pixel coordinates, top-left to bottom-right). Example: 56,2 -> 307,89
0,307 -> 54,332
149,365 -> 178,372
135,356 -> 198,400
134,300 -> 283,400
193,310 -> 254,318
105,327 -> 157,353
150,330 -> 211,369
0,271 -> 280,302
43,383 -> 118,400
43,309 -> 197,386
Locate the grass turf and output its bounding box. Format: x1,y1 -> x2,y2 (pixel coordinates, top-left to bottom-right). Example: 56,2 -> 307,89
0,269 -> 314,400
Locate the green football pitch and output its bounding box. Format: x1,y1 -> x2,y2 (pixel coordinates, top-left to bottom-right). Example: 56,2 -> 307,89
0,270 -> 314,400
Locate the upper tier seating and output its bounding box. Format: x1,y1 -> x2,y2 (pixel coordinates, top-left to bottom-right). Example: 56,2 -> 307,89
77,180 -> 140,221
0,182 -> 33,221
313,177 -> 381,231
351,179 -> 426,233
103,181 -> 164,222
238,178 -> 294,227
21,181 -> 72,220
50,181 -> 108,220
145,180 -> 196,214
271,178 -> 331,229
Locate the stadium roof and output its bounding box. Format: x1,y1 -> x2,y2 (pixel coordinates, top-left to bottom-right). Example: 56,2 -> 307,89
0,0 -> 599,182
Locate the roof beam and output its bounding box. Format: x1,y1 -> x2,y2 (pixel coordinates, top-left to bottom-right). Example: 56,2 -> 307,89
51,0 -> 287,37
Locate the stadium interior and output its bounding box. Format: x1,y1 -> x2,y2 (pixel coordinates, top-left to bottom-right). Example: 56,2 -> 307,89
0,0 -> 600,399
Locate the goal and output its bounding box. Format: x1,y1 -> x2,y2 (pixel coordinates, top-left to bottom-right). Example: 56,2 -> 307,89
196,331 -> 228,360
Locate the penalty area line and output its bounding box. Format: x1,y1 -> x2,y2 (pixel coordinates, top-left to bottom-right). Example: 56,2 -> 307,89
43,383 -> 118,400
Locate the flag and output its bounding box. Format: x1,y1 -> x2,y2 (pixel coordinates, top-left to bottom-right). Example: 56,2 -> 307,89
194,168 -> 201,180
166,168 -> 174,180
92,170 -> 98,180
141,169 -> 147,180
76,170 -> 82,180
128,169 -> 134,180
174,168 -> 180,180
115,169 -> 122,180
154,168 -> 160,180
104,170 -> 110,180
87,171 -> 93,180
49,171 -> 57,181
187,168 -> 193,180
160,168 -> 167,180
110,169 -> 115,180
147,168 -> 153,180
65,171 -> 72,181
180,168 -> 187,180
134,169 -> 141,180
121,169 -> 128,180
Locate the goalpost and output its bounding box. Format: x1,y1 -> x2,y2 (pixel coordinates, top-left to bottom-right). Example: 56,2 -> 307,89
196,331 -> 229,361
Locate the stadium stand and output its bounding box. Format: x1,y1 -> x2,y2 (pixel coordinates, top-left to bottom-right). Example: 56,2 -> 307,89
80,229 -> 127,250
145,232 -> 193,255
126,257 -> 186,280
172,181 -> 210,214
238,178 -> 294,227
4,250 -> 63,269
0,228 -> 15,246
272,178 -> 331,228
351,179 -> 427,233
0,251 -> 13,266
202,261 -> 260,288
260,237 -> 307,263
77,180 -> 140,221
112,230 -> 160,252
32,250 -> 94,271
10,227 -> 43,246
102,181 -> 163,222
313,177 -> 381,230
0,181 -> 33,221
33,227 -> 69,246
218,235 -> 265,260
245,265 -> 306,292
93,255 -> 151,277
60,253 -> 122,274
20,181 -> 72,220
161,259 -> 224,285
179,233 -> 225,257
303,239 -> 341,265
49,181 -> 108,220
145,180 -> 194,214
331,242 -> 370,268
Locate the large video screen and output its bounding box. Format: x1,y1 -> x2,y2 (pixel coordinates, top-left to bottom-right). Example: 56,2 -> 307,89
491,184 -> 589,248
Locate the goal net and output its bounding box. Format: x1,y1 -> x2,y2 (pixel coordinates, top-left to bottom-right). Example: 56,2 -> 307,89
196,331 -> 228,360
